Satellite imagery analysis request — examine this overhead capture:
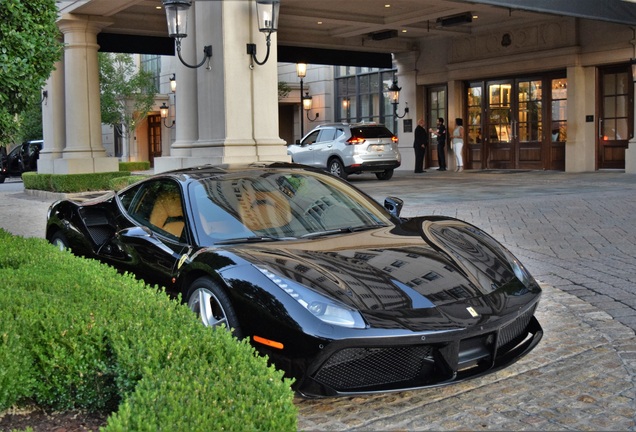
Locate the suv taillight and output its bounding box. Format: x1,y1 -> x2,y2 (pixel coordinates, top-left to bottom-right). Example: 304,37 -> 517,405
346,137 -> 366,145
391,136 -> 398,143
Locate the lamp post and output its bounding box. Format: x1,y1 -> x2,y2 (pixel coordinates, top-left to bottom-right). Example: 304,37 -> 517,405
297,62 -> 307,137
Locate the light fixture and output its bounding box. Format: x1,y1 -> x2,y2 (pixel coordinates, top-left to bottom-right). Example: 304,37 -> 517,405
162,0 -> 212,70
302,92 -> 319,121
169,74 -> 176,93
387,79 -> 409,119
297,62 -> 307,136
342,97 -> 350,121
160,102 -> 175,128
630,58 -> 636,82
41,90 -> 48,105
246,0 -> 280,68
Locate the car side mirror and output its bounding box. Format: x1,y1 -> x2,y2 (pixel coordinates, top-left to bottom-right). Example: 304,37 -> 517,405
384,196 -> 404,218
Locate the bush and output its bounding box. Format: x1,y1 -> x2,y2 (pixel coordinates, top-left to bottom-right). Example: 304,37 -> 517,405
108,175 -> 147,191
118,161 -> 150,172
22,171 -> 131,193
0,230 -> 297,430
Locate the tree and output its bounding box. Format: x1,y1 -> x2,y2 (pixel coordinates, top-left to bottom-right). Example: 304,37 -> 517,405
0,0 -> 61,145
99,53 -> 157,159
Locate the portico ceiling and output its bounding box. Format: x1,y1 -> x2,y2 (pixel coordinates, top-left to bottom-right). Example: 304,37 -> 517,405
59,0 -> 636,60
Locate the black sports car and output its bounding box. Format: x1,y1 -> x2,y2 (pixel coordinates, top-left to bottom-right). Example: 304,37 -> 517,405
46,163 -> 542,398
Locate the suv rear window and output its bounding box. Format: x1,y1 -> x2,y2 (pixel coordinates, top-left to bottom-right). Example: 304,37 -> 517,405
350,126 -> 394,139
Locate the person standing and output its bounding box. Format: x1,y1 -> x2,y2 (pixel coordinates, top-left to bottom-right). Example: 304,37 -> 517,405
452,118 -> 464,172
413,118 -> 428,173
430,117 -> 447,171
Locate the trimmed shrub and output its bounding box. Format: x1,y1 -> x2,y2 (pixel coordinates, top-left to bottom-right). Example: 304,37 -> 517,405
22,171 -> 131,193
118,161 -> 150,172
0,229 -> 297,430
108,175 -> 147,191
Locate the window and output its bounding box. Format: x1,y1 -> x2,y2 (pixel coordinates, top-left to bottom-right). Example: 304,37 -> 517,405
140,54 -> 161,93
551,79 -> 567,142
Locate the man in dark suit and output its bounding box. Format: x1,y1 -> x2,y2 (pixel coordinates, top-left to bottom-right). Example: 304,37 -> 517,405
413,118 -> 428,173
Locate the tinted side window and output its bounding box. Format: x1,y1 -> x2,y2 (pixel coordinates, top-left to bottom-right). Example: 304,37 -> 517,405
317,128 -> 336,142
121,179 -> 185,240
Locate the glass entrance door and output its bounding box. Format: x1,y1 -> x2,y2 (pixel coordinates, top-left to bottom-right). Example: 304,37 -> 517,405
484,79 -> 543,169
485,80 -> 514,168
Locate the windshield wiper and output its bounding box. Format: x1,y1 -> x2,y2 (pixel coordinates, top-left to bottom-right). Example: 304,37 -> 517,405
214,236 -> 296,245
301,224 -> 388,239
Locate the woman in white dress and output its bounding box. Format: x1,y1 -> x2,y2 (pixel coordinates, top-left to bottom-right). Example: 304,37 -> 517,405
452,118 -> 464,172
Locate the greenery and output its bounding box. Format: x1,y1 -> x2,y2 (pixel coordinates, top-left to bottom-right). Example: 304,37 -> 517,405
278,81 -> 291,100
0,229 -> 297,430
0,0 -> 61,146
22,171 -> 133,193
119,161 -> 150,172
99,53 -> 157,156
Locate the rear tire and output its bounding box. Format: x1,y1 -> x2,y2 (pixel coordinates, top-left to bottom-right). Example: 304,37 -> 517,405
186,277 -> 243,337
375,169 -> 394,180
0,175 -> 5,184
328,158 -> 347,179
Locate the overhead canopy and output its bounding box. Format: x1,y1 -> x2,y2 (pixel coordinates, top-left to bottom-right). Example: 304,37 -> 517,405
470,0 -> 636,26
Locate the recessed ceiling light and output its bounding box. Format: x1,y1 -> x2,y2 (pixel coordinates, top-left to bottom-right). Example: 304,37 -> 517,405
317,21 -> 323,25
385,4 -> 391,8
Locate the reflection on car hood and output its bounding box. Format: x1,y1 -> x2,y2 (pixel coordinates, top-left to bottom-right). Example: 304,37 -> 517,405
231,217 -> 541,331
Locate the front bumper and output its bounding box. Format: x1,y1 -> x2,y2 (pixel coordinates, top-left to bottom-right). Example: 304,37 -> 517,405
295,305 -> 542,398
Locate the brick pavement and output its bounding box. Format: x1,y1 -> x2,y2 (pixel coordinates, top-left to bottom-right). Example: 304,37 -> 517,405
1,169 -> 636,430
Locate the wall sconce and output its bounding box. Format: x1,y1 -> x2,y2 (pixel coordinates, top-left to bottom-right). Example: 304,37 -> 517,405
387,79 -> 409,119
302,93 -> 319,121
41,90 -> 48,105
246,0 -> 280,68
162,0 -> 212,70
160,102 -> 175,128
169,74 -> 176,93
342,97 -> 350,120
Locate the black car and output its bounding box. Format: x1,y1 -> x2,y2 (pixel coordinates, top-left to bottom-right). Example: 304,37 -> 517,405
46,163 -> 543,398
0,140 -> 42,183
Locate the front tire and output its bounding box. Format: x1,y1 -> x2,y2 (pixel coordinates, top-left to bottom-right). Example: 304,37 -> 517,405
186,277 -> 242,337
328,158 -> 347,179
375,169 -> 394,180
50,231 -> 70,251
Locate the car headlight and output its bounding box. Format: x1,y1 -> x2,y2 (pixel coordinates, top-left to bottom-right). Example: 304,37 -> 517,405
500,248 -> 534,287
256,267 -> 366,329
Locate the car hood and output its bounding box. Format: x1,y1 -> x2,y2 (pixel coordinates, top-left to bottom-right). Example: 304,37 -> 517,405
230,217 -> 541,331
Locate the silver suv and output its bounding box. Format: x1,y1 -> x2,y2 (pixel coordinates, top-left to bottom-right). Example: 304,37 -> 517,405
287,122 -> 401,180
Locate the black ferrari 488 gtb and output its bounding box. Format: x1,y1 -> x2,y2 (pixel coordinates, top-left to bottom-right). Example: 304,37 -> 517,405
46,162 -> 542,397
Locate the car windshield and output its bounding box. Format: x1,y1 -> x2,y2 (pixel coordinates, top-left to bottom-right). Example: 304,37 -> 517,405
188,170 -> 392,246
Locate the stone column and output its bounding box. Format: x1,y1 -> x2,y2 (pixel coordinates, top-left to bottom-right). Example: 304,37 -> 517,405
154,0 -> 288,173
56,14 -> 118,174
565,65 -> 596,172
38,60 -> 65,174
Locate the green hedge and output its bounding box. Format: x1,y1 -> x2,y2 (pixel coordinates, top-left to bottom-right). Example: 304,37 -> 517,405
118,161 -> 150,172
22,171 -> 132,193
0,230 -> 297,430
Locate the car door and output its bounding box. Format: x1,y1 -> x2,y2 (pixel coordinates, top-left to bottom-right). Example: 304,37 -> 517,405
312,127 -> 340,168
288,129 -> 320,166
105,179 -> 189,291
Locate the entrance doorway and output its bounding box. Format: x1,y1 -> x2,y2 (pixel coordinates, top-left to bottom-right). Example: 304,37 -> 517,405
148,114 -> 162,167
466,74 -> 566,170
598,66 -> 630,169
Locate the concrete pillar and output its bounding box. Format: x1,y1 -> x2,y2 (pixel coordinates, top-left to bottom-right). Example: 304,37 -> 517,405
39,60 -> 65,173
393,52 -> 418,171
154,0 -> 288,173
55,15 -> 118,174
565,65 -> 596,172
